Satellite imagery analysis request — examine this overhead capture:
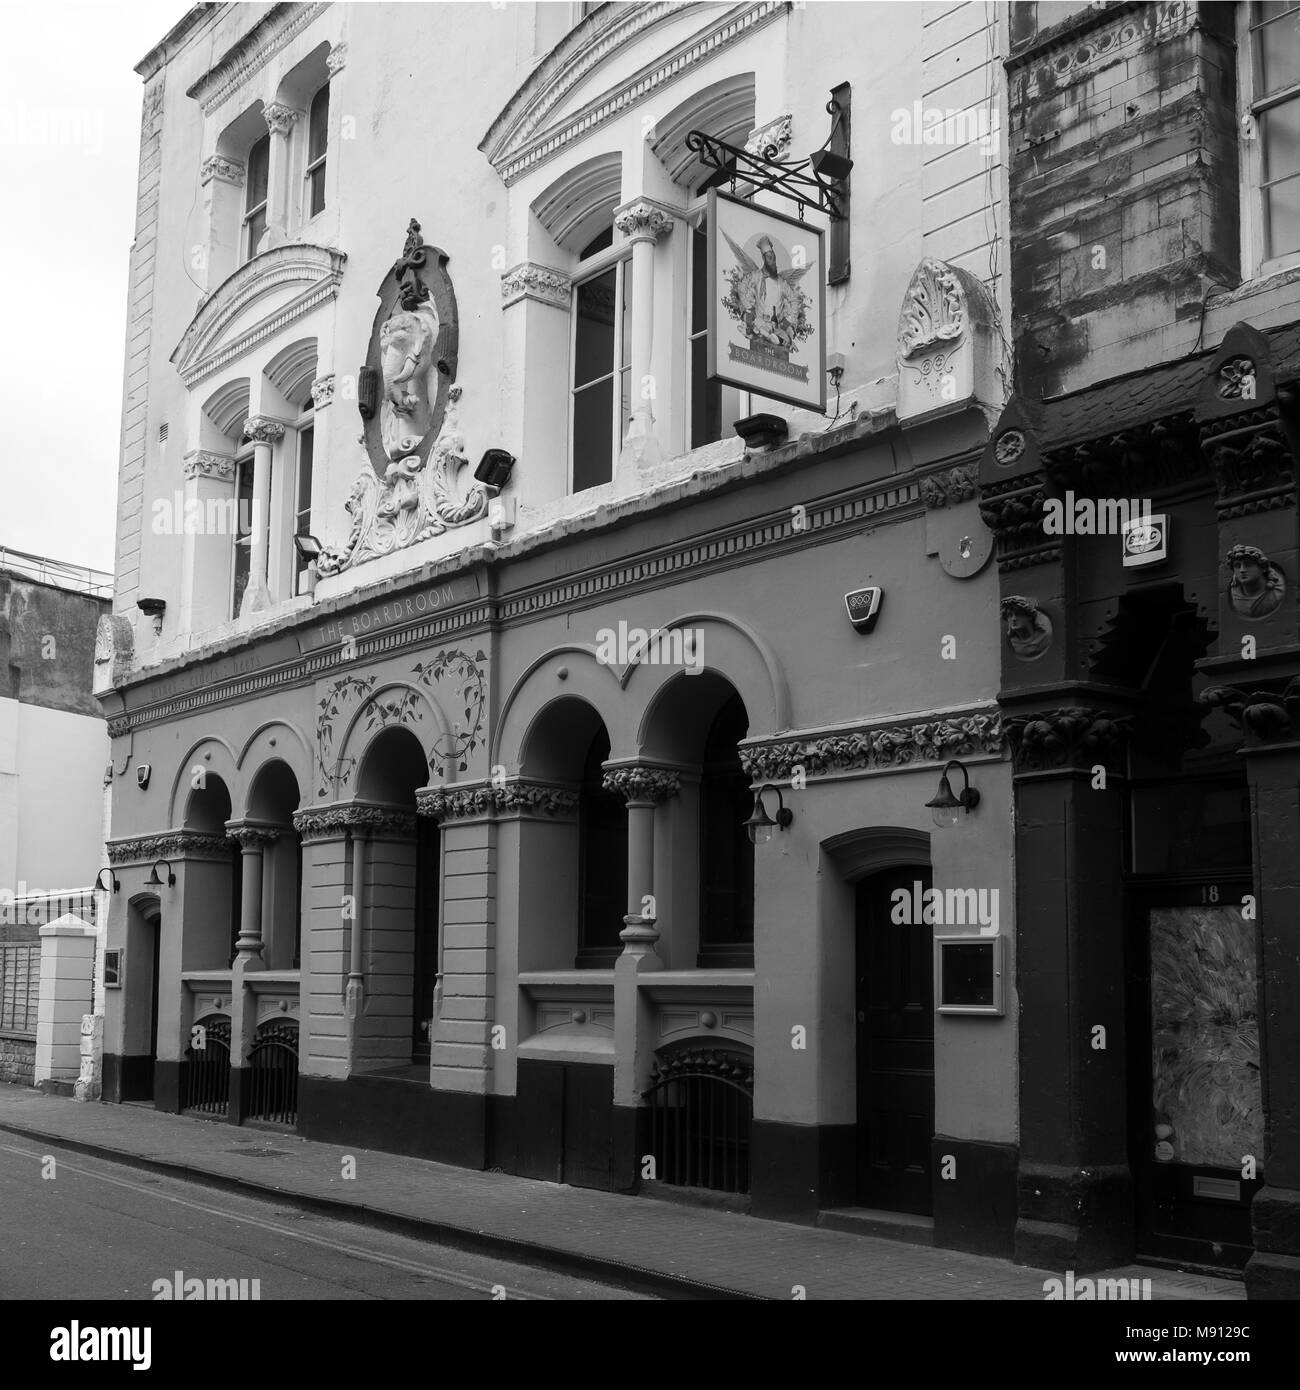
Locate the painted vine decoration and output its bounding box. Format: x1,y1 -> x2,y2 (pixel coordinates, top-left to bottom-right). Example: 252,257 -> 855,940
315,649 -> 490,795
413,647 -> 488,776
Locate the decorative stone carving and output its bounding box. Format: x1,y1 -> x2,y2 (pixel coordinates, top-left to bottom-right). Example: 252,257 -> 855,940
181,449 -> 235,480
1001,595 -> 1054,661
227,823 -> 282,851
93,615 -> 135,696
263,102 -> 303,136
310,374 -> 335,408
1219,357 -> 1257,400
1226,543 -> 1286,620
739,711 -> 1002,782
994,430 -> 1025,465
243,415 -> 286,445
316,218 -> 487,575
1004,707 -> 1133,773
613,200 -> 674,241
895,257 -> 1001,424
317,385 -> 489,575
1201,677 -> 1300,743
745,113 -> 792,158
326,42 -> 348,76
106,831 -> 231,865
920,462 -> 978,509
602,766 -> 680,803
501,262 -> 571,310
416,780 -> 578,822
200,154 -> 245,186
647,1047 -> 754,1095
293,805 -> 418,842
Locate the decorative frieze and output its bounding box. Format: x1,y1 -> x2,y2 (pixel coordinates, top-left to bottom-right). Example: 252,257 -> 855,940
1003,707 -> 1133,773
293,805 -> 416,840
243,415 -> 286,445
740,711 -> 1003,783
310,374 -> 335,409
416,780 -> 578,822
614,200 -> 674,242
500,261 -> 571,310
200,154 -> 245,187
263,102 -> 303,136
106,831 -> 232,865
1201,677 -> 1300,745
920,463 -> 978,509
181,449 -> 235,481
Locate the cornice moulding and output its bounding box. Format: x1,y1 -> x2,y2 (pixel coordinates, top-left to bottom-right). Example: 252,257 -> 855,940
107,830 -> 232,864
187,2 -> 333,114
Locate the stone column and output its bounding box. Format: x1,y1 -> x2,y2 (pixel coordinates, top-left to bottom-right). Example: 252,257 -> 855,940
240,416 -> 284,616
262,102 -> 302,245
500,263 -> 572,507
346,824 -> 368,1028
34,914 -> 97,1089
602,765 -> 678,1147
613,200 -> 673,476
226,821 -> 278,1120
291,806 -> 354,1083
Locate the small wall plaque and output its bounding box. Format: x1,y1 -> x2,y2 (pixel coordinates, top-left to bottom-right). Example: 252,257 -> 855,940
1122,514 -> 1168,567
104,950 -> 122,988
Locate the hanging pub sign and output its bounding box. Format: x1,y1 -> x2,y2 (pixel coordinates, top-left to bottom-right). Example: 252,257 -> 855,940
707,189 -> 827,413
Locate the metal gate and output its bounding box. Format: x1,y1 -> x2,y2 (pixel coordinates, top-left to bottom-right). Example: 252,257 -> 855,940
643,1045 -> 754,1195
246,1020 -> 299,1125
182,1015 -> 231,1116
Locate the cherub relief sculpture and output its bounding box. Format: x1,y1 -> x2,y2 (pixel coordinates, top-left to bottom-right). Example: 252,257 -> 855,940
1226,543 -> 1285,620
379,304 -> 440,463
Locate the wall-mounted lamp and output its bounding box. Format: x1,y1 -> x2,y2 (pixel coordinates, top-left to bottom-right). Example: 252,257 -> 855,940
96,867 -> 119,893
293,534 -> 323,561
925,760 -> 981,828
475,449 -> 516,491
147,859 -> 175,887
744,783 -> 794,846
136,596 -> 166,636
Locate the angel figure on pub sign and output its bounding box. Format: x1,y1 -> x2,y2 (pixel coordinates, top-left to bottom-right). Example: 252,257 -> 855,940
721,229 -> 815,356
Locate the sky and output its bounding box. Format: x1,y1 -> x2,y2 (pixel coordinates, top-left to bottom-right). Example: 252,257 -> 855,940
0,0 -> 193,576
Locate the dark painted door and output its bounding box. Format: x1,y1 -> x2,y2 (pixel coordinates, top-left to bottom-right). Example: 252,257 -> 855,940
412,818 -> 441,1062
146,911 -> 161,1102
856,866 -> 934,1213
1127,880 -> 1263,1268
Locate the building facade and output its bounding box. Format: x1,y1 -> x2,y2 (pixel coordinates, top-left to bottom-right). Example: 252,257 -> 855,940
99,0 -> 1023,1255
0,549 -> 111,1082
988,0 -> 1300,1296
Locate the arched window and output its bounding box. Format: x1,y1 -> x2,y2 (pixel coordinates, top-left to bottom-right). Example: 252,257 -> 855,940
305,83 -> 329,218
572,217 -> 632,493
698,691 -> 754,967
576,725 -> 628,967
244,133 -> 270,261
689,165 -> 746,447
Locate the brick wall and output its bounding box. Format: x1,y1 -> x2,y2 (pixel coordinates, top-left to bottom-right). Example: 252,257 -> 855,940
0,1034 -> 35,1086
1007,0 -> 1240,396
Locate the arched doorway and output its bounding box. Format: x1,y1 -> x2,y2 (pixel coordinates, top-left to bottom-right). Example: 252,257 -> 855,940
356,726 -> 437,1066
246,760 -> 303,971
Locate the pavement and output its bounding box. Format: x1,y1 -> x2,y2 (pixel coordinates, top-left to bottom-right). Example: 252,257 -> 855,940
0,1084 -> 1245,1301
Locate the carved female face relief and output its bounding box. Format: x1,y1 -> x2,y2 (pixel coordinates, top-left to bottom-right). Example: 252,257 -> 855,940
1001,596 -> 1053,661
1226,544 -> 1285,620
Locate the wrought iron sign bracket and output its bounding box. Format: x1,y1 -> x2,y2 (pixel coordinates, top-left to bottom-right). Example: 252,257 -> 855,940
686,92 -> 852,223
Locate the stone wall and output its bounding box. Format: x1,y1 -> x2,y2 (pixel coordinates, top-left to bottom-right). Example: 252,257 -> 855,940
0,1033 -> 35,1086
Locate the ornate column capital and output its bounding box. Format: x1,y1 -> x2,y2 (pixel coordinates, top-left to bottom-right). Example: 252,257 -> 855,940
417,780 -> 579,822
1201,676 -> 1300,748
200,154 -> 246,187
745,113 -> 793,158
226,820 -> 282,851
501,261 -> 572,310
182,449 -> 236,481
263,102 -> 303,136
310,373 -> 335,409
602,764 -> 680,804
613,199 -> 675,243
243,415 -> 287,445
326,43 -> 348,77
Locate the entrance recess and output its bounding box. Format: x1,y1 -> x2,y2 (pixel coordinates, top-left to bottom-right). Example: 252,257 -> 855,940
1127,879 -> 1264,1268
856,865 -> 935,1213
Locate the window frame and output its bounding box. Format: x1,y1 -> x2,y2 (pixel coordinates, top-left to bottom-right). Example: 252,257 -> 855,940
568,235 -> 633,494
292,406 -> 315,594
304,83 -> 329,222
1239,1 -> 1300,279
243,132 -> 270,263
229,442 -> 256,620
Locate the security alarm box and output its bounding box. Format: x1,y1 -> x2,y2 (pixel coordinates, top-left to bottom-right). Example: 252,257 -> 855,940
844,586 -> 883,634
